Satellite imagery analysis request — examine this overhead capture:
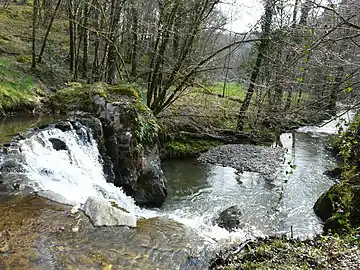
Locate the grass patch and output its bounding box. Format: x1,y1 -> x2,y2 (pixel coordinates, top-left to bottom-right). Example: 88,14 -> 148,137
202,82 -> 246,99
0,56 -> 41,112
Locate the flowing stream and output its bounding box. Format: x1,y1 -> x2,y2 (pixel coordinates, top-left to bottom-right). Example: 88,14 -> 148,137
0,111 -> 355,268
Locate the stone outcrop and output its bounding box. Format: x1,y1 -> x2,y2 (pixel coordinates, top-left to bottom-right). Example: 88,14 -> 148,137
49,138 -> 68,151
91,95 -> 167,207
82,196 -> 136,227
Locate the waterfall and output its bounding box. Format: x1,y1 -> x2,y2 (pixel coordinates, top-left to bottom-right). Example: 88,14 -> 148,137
15,123 -> 150,216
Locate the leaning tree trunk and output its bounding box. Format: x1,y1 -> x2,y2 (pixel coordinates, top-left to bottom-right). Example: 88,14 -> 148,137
38,0 -> 62,63
236,0 -> 274,131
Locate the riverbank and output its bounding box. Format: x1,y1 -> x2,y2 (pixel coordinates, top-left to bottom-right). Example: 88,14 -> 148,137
210,235 -> 360,269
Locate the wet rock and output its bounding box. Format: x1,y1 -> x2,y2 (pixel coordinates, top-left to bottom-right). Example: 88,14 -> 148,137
314,188 -> 334,222
36,190 -> 76,206
13,183 -> 21,191
215,205 -> 242,232
199,144 -> 286,179
323,167 -> 342,179
324,216 -> 342,233
0,159 -> 25,173
82,196 -> 136,227
49,138 -> 68,151
54,121 -> 73,132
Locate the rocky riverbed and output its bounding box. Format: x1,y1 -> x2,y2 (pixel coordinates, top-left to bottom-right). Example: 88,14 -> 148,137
198,144 -> 286,179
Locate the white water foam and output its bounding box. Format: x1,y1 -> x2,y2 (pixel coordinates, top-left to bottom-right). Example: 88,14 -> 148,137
17,125 -> 155,217
297,110 -> 356,135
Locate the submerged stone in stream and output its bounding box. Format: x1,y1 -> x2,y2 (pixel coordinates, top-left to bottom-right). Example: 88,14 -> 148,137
215,205 -> 243,232
82,196 -> 136,227
199,144 -> 286,179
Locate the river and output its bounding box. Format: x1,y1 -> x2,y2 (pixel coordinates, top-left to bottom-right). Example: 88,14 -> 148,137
0,111 -> 354,269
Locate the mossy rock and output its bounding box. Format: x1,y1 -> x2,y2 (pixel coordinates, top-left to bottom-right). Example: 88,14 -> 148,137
49,82 -> 107,113
107,84 -> 140,100
50,82 -> 145,114
163,139 -> 223,159
314,182 -> 360,234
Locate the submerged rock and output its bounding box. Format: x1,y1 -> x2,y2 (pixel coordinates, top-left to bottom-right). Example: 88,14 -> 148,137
82,196 -> 136,227
0,159 -> 25,173
49,138 -> 68,151
215,205 -> 242,232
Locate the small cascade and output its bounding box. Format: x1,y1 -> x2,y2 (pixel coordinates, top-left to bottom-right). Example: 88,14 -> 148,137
297,110 -> 356,135
13,123 -> 148,216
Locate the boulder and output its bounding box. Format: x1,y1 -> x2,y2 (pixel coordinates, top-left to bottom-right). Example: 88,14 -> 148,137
323,167 -> 342,179
82,196 -> 136,227
215,205 -> 243,231
49,138 -> 68,151
314,188 -> 335,222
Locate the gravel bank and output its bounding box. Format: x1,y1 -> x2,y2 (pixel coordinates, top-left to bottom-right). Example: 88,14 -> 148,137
199,144 -> 286,179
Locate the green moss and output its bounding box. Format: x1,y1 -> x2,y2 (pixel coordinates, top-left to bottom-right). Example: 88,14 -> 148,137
107,83 -> 140,99
50,82 -> 107,113
164,139 -> 223,158
16,55 -> 32,63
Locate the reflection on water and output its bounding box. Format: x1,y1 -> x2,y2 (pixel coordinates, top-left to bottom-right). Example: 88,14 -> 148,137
0,115 -> 60,144
162,131 -> 337,240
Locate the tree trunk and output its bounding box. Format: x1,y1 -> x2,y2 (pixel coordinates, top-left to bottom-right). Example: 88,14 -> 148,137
38,0 -> 62,63
82,0 -> 90,79
236,1 -> 274,131
68,0 -> 75,73
32,0 -> 39,69
106,0 -> 123,84
130,2 -> 139,80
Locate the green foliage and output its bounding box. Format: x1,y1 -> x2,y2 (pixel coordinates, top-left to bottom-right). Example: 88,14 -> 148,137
321,114 -> 360,233
134,114 -> 159,145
